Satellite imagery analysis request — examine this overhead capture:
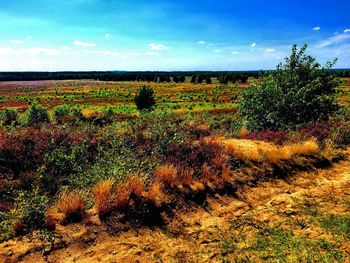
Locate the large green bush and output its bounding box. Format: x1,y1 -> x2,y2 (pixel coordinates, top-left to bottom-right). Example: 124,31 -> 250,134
239,45 -> 341,130
25,104 -> 50,126
134,86 -> 156,111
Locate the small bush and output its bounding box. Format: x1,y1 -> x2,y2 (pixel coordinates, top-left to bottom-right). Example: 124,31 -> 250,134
25,104 -> 50,126
53,104 -> 70,124
330,121 -> 350,148
92,179 -> 115,216
0,108 -> 18,126
239,45 -> 340,130
154,164 -> 178,187
48,190 -> 86,224
134,86 -> 156,111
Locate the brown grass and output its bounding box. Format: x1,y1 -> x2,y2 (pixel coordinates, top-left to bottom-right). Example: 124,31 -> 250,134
125,176 -> 145,197
92,179 -> 115,216
47,190 -> 86,223
154,164 -> 178,187
142,182 -> 167,207
113,176 -> 145,210
238,126 -> 249,139
223,138 -> 320,164
178,168 -> 194,186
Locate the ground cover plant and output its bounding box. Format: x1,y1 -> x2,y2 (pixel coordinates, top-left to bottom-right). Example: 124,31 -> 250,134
0,46 -> 349,261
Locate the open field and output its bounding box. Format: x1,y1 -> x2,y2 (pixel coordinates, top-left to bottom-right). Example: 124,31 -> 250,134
0,77 -> 349,262
0,79 -> 246,114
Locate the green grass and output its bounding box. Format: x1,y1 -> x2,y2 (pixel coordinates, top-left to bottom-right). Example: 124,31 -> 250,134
220,218 -> 348,262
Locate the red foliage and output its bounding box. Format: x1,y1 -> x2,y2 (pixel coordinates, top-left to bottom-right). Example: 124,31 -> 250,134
298,121 -> 337,143
247,130 -> 288,145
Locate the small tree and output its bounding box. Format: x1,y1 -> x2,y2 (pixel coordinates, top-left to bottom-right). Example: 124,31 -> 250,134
239,44 -> 340,130
134,86 -> 156,111
25,104 -> 50,126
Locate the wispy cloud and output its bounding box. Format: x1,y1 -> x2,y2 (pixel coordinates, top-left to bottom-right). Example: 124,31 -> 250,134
105,33 -> 110,38
0,47 -> 61,56
149,43 -> 167,50
84,50 -> 139,58
265,48 -> 275,52
317,33 -> 350,48
197,40 -> 206,45
61,46 -> 71,51
231,51 -> 239,55
345,29 -> 350,33
73,40 -> 96,47
250,42 -> 256,47
312,26 -> 320,31
9,40 -> 23,45
144,51 -> 158,56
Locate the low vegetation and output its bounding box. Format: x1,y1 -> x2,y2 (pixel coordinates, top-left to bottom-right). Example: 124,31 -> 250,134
0,45 -> 349,261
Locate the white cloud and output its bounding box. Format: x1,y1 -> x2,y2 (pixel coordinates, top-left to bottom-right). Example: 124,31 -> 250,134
73,40 -> 96,47
265,48 -> 275,52
144,51 -> 158,56
317,33 -> 350,48
344,29 -> 350,33
0,47 -> 61,56
27,36 -> 33,39
61,46 -> 71,51
9,40 -> 23,45
250,42 -> 256,47
197,40 -> 206,45
84,50 -> 139,58
231,51 -> 239,55
214,49 -> 222,53
149,43 -> 167,50
105,33 -> 110,38
313,26 -> 320,31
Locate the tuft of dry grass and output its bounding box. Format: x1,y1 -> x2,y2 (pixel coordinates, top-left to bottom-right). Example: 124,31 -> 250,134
238,126 -> 249,139
47,190 -> 86,223
113,175 -> 145,210
125,175 -> 145,197
92,179 -> 115,216
178,168 -> 194,186
223,138 -> 320,164
154,164 -> 178,187
142,182 -> 167,207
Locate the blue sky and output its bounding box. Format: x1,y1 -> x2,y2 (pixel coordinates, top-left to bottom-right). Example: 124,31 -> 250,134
0,0 -> 349,71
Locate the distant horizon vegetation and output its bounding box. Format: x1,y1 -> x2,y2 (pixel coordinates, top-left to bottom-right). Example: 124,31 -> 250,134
1,68 -> 350,82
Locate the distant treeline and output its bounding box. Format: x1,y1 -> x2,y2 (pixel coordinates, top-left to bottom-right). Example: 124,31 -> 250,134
0,69 -> 349,83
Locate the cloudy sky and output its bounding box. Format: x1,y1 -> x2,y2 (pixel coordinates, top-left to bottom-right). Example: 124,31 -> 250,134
0,0 -> 349,71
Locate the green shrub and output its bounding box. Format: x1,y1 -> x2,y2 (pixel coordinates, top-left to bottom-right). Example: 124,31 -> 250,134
101,106 -> 114,120
239,44 -> 341,130
53,104 -> 70,123
0,108 -> 18,126
25,105 -> 50,126
134,86 -> 156,111
0,190 -> 48,240
330,121 -> 350,148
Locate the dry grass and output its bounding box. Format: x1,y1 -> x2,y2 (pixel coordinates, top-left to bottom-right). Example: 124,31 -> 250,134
223,138 -> 320,164
92,179 -> 115,216
142,182 -> 167,207
47,190 -> 86,223
154,164 -> 178,187
125,175 -> 145,197
113,176 -> 145,210
178,168 -> 194,186
238,126 -> 249,139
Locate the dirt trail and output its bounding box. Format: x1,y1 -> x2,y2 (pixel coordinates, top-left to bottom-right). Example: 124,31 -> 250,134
1,157 -> 349,262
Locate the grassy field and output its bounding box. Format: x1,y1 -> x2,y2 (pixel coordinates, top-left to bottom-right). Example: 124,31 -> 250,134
0,78 -> 349,262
